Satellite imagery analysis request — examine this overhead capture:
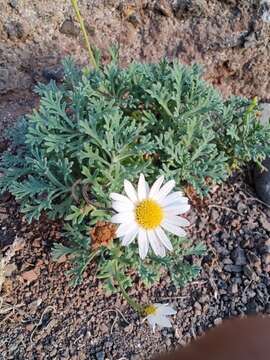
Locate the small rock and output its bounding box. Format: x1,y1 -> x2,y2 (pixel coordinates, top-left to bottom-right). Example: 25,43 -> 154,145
0,68 -> 9,92
95,351 -> 105,360
260,216 -> 270,232
243,32 -> 257,49
263,253 -> 270,265
154,0 -> 172,17
124,323 -> 134,334
21,268 -> 40,283
223,257 -> 233,265
246,300 -> 258,314
243,265 -> 256,280
223,264 -> 242,273
127,14 -> 140,27
254,158 -> 270,205
60,19 -> 80,37
231,283 -> 238,294
0,207 -> 8,220
265,303 -> 270,314
25,323 -> 35,332
4,263 -> 17,277
4,21 -> 28,40
231,247 -> 247,266
42,65 -> 64,82
28,298 -> 42,313
99,323 -> 109,334
175,327 -> 183,339
214,318 -> 222,326
9,0 -> 18,8
194,301 -> 202,314
247,290 -> 256,298
260,1 -> 270,23
263,263 -> 270,272
199,295 -> 209,304
247,251 -> 261,266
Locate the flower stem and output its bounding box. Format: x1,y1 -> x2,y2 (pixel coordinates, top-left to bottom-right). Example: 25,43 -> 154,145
70,0 -> 98,69
114,261 -> 145,315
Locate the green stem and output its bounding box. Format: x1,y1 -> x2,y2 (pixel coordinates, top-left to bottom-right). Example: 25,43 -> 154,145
114,261 -> 145,315
70,0 -> 98,69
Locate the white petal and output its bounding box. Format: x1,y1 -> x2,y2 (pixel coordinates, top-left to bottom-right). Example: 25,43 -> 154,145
137,173 -> 148,201
155,227 -> 173,251
148,230 -> 166,257
111,212 -> 135,224
154,180 -> 175,202
155,304 -> 177,316
122,227 -> 138,246
124,180 -> 138,203
117,221 -> 138,238
154,315 -> 172,328
161,192 -> 188,207
112,201 -> 134,213
165,203 -> 191,215
161,221 -> 187,237
145,181 -> 150,196
147,316 -> 157,332
110,192 -> 134,206
149,175 -> 164,198
164,215 -> 190,227
138,229 -> 149,259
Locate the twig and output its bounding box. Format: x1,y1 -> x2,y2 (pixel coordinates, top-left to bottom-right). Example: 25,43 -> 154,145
208,204 -> 238,214
101,308 -> 129,334
30,305 -> 55,343
74,334 -> 84,345
242,280 -> 253,296
240,190 -> 270,210
70,0 -> 98,69
0,302 -> 24,324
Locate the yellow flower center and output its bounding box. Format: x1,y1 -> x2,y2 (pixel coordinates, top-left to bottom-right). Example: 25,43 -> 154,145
135,199 -> 164,230
144,304 -> 157,316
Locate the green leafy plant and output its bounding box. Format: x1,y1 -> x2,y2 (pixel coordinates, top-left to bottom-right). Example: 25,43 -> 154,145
1,50 -> 270,319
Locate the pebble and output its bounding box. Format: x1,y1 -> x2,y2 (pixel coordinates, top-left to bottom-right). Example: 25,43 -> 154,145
214,318 -> 222,326
60,19 -> 80,37
243,265 -> 256,280
265,303 -> 270,314
174,327 -> 183,340
263,253 -> 270,265
231,283 -> 238,294
261,1 -> 270,23
4,21 -> 27,40
246,300 -> 258,314
223,264 -> 242,273
154,0 -> 172,17
9,0 -> 18,8
42,65 -> 64,82
194,301 -> 202,311
0,68 -> 9,92
95,351 -> 105,360
231,247 -> 247,266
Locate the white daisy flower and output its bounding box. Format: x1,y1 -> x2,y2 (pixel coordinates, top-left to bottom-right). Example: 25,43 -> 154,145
110,174 -> 190,259
144,303 -> 177,332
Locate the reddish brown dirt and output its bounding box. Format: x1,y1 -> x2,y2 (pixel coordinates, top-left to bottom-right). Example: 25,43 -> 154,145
0,0 -> 270,131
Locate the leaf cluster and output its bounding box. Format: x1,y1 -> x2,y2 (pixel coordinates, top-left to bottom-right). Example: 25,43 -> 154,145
1,53 -> 269,288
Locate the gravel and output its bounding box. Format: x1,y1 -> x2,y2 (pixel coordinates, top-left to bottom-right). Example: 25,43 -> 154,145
0,173 -> 269,359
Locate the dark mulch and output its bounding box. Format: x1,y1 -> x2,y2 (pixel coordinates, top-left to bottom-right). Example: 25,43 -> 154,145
0,173 -> 269,360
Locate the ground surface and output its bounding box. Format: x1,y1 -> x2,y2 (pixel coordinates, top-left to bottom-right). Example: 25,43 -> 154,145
0,175 -> 270,359
0,0 -> 270,132
1,1 -> 270,359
